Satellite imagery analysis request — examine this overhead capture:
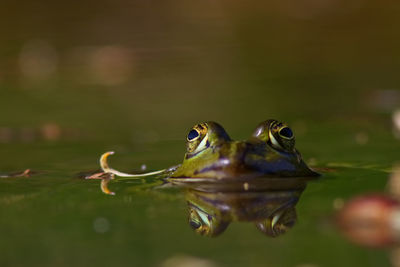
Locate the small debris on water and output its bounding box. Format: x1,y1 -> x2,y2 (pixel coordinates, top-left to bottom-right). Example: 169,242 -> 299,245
0,169 -> 36,178
85,172 -> 113,180
76,170 -> 112,180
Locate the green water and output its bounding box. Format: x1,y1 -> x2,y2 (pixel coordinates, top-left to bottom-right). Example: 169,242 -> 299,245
0,119 -> 398,267
1,1 -> 400,266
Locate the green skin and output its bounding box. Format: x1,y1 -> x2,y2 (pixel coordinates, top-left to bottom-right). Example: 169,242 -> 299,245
97,119 -> 319,195
170,120 -> 319,179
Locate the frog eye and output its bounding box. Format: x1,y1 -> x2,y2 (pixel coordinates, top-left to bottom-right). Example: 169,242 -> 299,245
187,129 -> 200,141
188,207 -> 229,237
268,124 -> 295,151
189,217 -> 202,230
186,124 -> 210,155
255,207 -> 297,237
252,120 -> 295,151
279,127 -> 293,139
188,207 -> 211,235
186,122 -> 230,156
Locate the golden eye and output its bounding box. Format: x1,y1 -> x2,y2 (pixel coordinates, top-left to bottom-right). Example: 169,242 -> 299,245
268,123 -> 295,151
186,126 -> 207,155
279,127 -> 293,139
187,129 -> 200,141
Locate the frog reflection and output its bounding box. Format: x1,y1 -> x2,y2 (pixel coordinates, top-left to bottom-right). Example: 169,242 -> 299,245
97,119 -> 318,195
182,178 -> 308,237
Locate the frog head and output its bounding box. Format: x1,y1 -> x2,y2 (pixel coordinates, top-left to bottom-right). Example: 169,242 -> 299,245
171,120 -> 319,179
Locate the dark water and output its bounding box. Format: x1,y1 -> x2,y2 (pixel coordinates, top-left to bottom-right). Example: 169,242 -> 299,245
1,1 -> 400,266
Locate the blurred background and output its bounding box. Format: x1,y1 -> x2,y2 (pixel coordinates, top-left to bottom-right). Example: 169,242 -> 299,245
1,1 -> 400,266
1,0 -> 399,141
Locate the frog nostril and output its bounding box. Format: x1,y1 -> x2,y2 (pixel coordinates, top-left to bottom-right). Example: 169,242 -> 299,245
187,129 -> 200,141
279,127 -> 293,139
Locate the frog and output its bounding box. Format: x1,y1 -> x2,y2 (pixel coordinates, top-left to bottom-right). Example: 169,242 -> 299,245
97,119 -> 319,194
170,120 -> 319,179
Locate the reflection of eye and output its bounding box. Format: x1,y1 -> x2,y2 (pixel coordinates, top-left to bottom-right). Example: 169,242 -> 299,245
188,208 -> 205,231
187,129 -> 200,141
279,127 -> 293,139
189,219 -> 201,230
